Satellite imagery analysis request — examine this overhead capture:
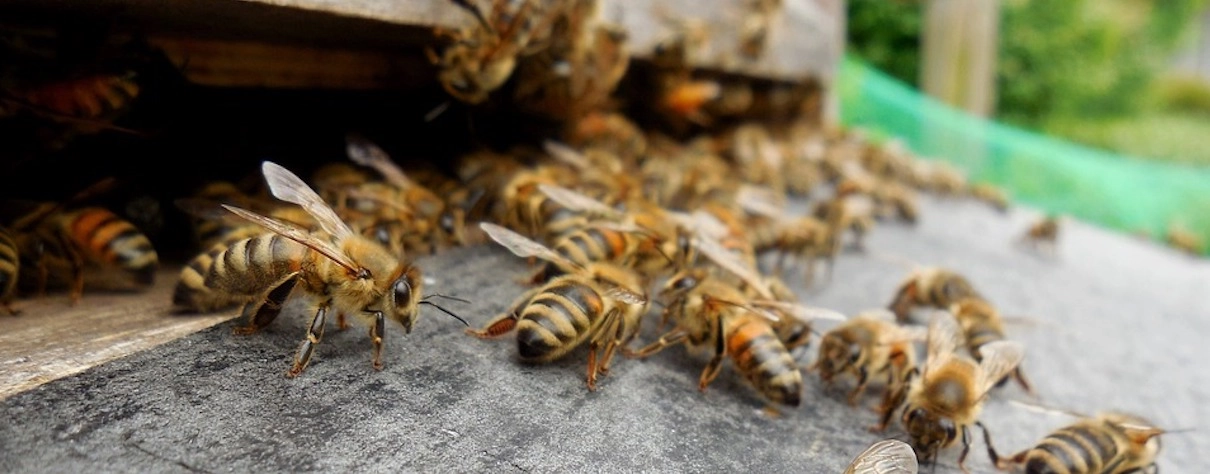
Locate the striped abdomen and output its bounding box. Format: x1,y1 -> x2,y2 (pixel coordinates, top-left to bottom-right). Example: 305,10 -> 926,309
173,231 -> 262,312
0,228 -> 18,301
553,227 -> 628,267
727,317 -> 802,407
61,207 -> 158,285
926,273 -> 977,307
1022,422 -> 1125,474
515,279 -> 606,362
204,234 -> 306,297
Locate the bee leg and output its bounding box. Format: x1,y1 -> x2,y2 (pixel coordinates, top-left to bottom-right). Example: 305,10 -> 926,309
287,302 -> 330,378
888,280 -> 917,323
594,308 -> 626,376
369,310 -> 386,371
1011,366 -> 1035,395
697,317 -> 727,392
847,367 -> 869,407
625,329 -> 686,359
871,368 -> 913,432
956,425 -> 972,474
466,287 -> 539,338
977,421 -> 1017,470
233,274 -> 300,335
336,312 -> 350,331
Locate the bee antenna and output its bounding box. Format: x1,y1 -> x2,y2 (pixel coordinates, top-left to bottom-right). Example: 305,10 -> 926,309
423,293 -> 471,304
420,300 -> 470,327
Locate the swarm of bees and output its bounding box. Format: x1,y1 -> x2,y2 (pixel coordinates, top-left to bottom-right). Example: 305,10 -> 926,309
2,2 -> 1185,471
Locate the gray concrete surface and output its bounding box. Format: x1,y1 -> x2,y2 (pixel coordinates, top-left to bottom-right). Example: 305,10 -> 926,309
1,195 -> 1207,473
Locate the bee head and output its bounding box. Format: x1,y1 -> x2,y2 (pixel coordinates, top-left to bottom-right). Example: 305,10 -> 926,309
815,335 -> 857,382
903,407 -> 956,460
388,265 -> 423,333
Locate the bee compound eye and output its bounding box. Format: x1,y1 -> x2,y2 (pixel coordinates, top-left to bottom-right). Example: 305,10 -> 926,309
393,279 -> 412,304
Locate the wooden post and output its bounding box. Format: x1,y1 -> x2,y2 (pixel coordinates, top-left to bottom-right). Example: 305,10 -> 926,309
920,0 -> 999,117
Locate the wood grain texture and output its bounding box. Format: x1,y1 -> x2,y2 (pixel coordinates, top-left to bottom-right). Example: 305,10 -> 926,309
0,268 -> 235,401
0,0 -> 842,83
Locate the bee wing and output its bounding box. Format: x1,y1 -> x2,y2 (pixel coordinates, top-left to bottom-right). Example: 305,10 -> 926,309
345,133 -> 416,189
690,210 -> 731,240
855,308 -> 898,323
751,300 -> 847,325
261,161 -> 356,240
925,310 -> 964,371
543,140 -> 592,170
478,222 -> 581,271
844,439 -> 918,474
223,205 -> 360,272
692,232 -> 772,299
881,324 -> 928,346
975,340 -> 1025,395
736,184 -> 785,218
175,197 -> 244,223
604,286 -> 646,306
537,183 -> 622,219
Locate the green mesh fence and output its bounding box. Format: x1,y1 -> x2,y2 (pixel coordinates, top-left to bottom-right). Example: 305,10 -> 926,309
837,55 -> 1210,253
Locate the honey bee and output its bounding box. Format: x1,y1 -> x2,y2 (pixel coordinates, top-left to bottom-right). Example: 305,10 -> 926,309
949,297 -> 1033,393
812,309 -> 924,408
969,183 -> 1010,213
468,222 -> 648,391
886,311 -> 1024,471
1020,215 -> 1060,256
171,199 -> 316,314
844,439 -> 919,474
737,0 -> 781,61
630,231 -> 842,410
0,227 -> 19,314
888,267 -> 980,323
345,135 -> 453,254
1165,223 -> 1203,256
428,0 -> 562,104
12,204 -> 158,303
200,161 -> 466,377
981,411 -> 1166,474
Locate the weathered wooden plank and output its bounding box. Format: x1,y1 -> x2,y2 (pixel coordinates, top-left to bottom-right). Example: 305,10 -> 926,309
0,268 -> 235,401
0,0 -> 842,83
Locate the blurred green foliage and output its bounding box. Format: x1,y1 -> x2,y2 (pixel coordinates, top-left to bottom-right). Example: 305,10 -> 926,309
845,0 -> 1210,130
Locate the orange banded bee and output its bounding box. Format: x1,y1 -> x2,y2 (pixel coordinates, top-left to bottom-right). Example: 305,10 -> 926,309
469,222 -> 649,391
949,297 -> 1033,393
13,204 -> 158,303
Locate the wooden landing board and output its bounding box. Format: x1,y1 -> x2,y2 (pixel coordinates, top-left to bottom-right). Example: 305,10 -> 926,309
0,268 -> 235,401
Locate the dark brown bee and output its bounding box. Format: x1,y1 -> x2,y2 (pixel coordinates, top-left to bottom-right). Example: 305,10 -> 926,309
468,222 -> 648,391
1020,215 -> 1060,256
812,310 -> 923,408
982,411 -> 1166,474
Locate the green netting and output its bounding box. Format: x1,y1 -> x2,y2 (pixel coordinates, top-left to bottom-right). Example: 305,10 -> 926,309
837,55 -> 1210,253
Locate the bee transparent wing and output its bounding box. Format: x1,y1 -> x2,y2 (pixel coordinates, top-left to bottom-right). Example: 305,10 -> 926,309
604,286 -> 646,306
692,232 -> 773,299
751,300 -> 847,325
223,205 -> 360,272
690,210 -> 731,240
736,184 -> 785,218
925,310 -> 964,371
478,222 -> 581,271
261,161 -> 356,240
543,140 -> 592,170
856,308 -> 898,323
975,340 -> 1026,395
537,183 -> 621,219
844,439 -> 919,474
175,197 -> 245,223
881,324 -> 928,346
345,133 -> 416,189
